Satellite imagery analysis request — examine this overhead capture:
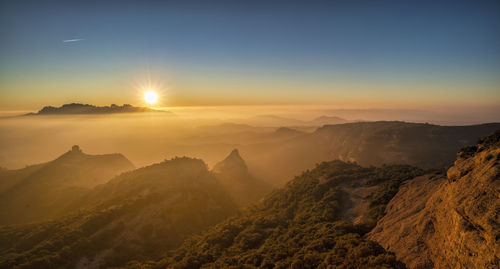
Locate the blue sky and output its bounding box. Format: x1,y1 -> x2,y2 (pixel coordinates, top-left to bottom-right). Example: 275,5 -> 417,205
1,0 -> 499,110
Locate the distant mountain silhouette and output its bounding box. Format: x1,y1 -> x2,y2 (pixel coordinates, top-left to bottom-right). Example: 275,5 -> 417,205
310,115 -> 348,125
273,127 -> 304,137
238,114 -> 348,127
0,145 -> 134,225
252,114 -> 305,126
213,149 -> 272,206
25,103 -> 170,115
242,121 -> 500,185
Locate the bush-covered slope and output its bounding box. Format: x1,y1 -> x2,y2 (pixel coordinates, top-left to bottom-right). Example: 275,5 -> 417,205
0,157 -> 238,269
143,160 -> 423,268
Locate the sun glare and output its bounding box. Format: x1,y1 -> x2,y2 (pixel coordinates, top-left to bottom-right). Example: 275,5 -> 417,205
144,90 -> 158,104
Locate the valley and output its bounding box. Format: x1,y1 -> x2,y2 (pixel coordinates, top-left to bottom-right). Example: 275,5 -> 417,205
1,120 -> 498,269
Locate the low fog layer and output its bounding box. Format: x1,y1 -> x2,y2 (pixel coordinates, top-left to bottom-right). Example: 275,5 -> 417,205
0,109 -> 314,170
1,107 -> 499,187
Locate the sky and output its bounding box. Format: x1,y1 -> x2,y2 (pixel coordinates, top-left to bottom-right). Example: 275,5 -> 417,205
0,0 -> 499,112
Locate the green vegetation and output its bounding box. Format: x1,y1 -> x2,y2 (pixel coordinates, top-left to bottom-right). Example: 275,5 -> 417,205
0,157 -> 237,269
142,161 -> 423,268
0,153 -> 425,269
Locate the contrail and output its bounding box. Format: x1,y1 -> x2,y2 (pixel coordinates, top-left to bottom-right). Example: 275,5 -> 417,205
62,39 -> 84,43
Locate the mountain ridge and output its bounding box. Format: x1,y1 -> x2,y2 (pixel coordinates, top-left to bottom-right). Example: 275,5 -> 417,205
24,103 -> 170,116
0,157 -> 238,269
0,145 -> 134,225
0,128 -> 498,268
243,121 -> 500,185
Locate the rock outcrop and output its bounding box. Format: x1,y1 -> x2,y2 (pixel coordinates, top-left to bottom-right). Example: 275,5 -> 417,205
213,149 -> 249,176
368,130 -> 500,269
213,149 -> 272,206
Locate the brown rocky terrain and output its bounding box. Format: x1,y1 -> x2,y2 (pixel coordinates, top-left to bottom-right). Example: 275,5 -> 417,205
368,131 -> 500,269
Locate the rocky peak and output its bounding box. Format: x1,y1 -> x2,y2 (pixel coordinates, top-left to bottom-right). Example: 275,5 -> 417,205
448,130 -> 500,182
458,130 -> 500,159
56,145 -> 86,161
212,149 -> 272,206
213,149 -> 248,175
228,148 -> 242,159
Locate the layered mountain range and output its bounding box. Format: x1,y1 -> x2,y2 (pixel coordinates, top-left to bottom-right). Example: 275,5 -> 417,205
243,121 -> 500,185
0,147 -> 270,268
0,126 -> 498,269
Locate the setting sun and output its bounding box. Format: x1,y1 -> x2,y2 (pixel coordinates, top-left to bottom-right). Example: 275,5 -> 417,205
1,1 -> 499,268
144,90 -> 158,104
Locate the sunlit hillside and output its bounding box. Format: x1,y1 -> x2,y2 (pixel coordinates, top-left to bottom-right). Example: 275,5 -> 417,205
1,1 -> 499,268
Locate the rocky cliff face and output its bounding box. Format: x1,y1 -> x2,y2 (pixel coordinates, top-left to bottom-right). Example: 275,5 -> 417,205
368,131 -> 500,269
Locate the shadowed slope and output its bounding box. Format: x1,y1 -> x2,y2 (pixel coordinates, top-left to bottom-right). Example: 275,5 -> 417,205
0,146 -> 134,225
0,157 -> 238,269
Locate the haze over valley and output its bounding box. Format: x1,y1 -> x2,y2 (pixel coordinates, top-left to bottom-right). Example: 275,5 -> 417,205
1,1 -> 499,268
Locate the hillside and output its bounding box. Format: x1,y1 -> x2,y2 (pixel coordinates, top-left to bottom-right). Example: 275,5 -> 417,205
0,163 -> 46,193
0,146 -> 134,225
212,149 -> 272,206
0,157 -> 237,269
144,161 -> 423,268
1,129 -> 498,268
243,121 -> 500,185
368,130 -> 500,268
